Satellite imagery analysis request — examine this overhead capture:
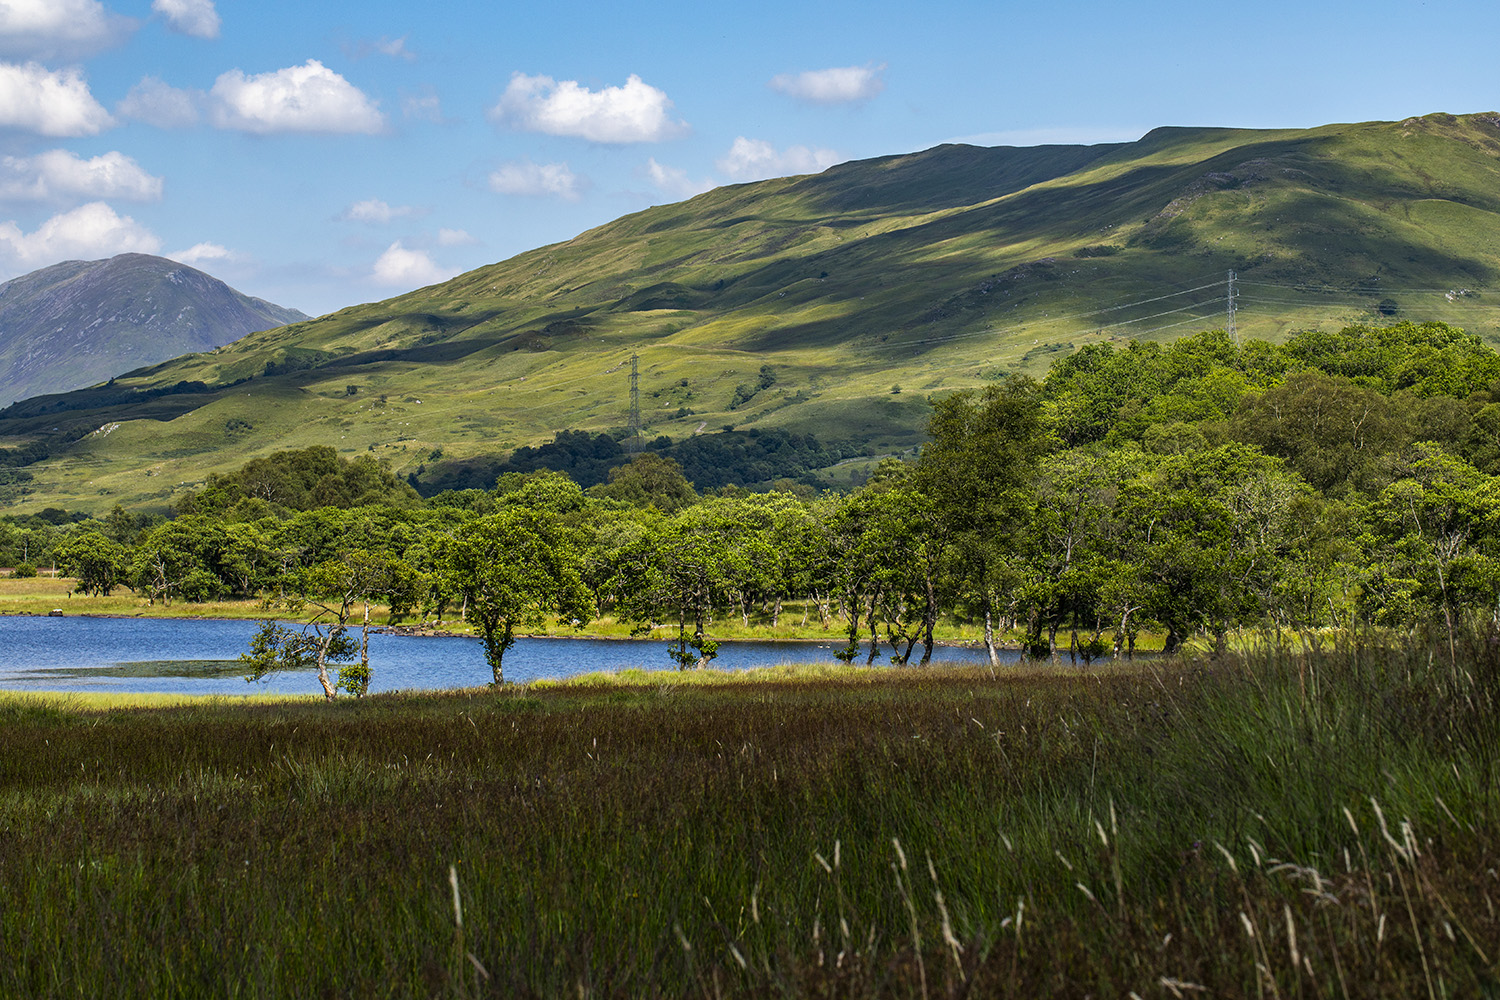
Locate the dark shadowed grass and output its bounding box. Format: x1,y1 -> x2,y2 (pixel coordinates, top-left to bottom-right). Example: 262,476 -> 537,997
0,633 -> 1497,998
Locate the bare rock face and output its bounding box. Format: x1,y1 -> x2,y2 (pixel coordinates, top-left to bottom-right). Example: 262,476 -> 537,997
0,253 -> 308,405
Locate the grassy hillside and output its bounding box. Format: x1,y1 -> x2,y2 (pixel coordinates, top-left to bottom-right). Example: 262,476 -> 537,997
7,112 -> 1500,512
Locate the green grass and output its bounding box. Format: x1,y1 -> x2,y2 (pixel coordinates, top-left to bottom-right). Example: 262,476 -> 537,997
10,113 -> 1500,512
1,631 -> 1496,997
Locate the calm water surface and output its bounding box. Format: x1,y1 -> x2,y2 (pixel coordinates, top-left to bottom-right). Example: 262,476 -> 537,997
0,615 -> 1007,695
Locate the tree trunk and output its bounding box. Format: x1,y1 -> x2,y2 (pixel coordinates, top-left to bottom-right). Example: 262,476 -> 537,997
315,639 -> 337,701
358,602 -> 371,697
490,623 -> 512,686
983,608 -> 999,667
771,597 -> 782,628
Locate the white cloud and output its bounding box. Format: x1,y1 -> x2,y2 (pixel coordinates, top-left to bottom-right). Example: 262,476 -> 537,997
488,160 -> 583,201
645,158 -> 714,200
769,64 -> 886,105
437,228 -> 477,247
716,138 -> 840,182
401,90 -> 444,122
151,0 -> 218,39
0,201 -> 160,271
209,60 -> 385,135
360,35 -> 413,60
343,198 -> 418,223
168,241 -> 236,266
490,72 -> 687,143
0,0 -> 135,60
0,149 -> 162,203
0,62 -> 114,137
116,76 -> 200,128
371,241 -> 453,288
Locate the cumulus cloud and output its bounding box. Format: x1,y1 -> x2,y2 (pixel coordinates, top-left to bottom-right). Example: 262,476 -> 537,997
769,64 -> 886,105
0,0 -> 135,60
437,228 -> 477,247
0,201 -> 160,271
716,138 -> 840,182
168,241 -> 235,267
151,0 -> 218,39
116,76 -> 200,127
371,240 -> 453,288
488,160 -> 583,201
209,60 -> 385,135
0,62 -> 114,136
645,158 -> 714,200
0,149 -> 162,203
490,72 -> 687,143
343,198 -> 419,223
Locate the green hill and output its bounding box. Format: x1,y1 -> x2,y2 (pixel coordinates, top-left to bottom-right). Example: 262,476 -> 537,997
6,112 -> 1500,511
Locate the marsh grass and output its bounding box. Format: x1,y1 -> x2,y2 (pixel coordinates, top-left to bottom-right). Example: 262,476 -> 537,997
0,632 -> 1496,997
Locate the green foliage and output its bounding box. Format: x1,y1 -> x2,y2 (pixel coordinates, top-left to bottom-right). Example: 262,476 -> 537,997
22,316 -> 1500,662
52,530 -> 128,596
180,445 -> 422,515
439,508 -> 592,683
588,453 -> 698,511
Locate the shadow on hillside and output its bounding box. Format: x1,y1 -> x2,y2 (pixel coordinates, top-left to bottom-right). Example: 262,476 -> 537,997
790,143 -> 1124,217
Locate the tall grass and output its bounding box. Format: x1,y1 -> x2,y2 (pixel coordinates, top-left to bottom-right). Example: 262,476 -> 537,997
0,631 -> 1496,997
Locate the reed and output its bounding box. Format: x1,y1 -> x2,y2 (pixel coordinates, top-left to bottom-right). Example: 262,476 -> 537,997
0,630 -> 1495,997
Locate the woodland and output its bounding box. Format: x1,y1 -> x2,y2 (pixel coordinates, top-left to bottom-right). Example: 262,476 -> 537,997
7,320 -> 1500,690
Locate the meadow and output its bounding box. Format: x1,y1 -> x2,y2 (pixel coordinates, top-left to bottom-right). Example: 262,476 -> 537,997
1,631 -> 1496,997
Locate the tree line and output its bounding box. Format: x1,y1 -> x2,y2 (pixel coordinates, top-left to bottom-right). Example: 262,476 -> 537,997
10,320 -> 1500,696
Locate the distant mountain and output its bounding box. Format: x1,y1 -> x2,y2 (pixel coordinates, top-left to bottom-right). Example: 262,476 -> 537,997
0,253 -> 307,405
6,113 -> 1500,511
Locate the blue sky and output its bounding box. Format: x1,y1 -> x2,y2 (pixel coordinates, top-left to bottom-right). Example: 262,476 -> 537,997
0,0 -> 1496,316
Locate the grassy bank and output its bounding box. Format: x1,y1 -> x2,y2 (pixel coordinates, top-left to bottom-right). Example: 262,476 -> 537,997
1,636 -> 1496,997
1,576 -> 1179,653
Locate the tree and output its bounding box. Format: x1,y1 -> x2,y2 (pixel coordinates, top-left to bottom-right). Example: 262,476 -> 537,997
1369,446 -> 1500,654
54,530 -> 128,596
288,551 -> 392,698
439,509 -> 592,684
588,453 -> 698,512
915,378 -> 1047,663
609,498 -> 769,669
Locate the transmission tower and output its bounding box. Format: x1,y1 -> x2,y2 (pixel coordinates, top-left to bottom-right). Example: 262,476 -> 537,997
627,353 -> 641,454
1226,270 -> 1239,346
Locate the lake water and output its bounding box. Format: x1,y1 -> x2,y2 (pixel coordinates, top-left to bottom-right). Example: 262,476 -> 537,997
0,615 -> 1008,696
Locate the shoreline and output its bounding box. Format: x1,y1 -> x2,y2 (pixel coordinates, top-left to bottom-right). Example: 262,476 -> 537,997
0,605 -> 1014,649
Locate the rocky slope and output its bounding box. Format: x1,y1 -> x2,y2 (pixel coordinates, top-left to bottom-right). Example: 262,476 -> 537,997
0,253 -> 307,405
